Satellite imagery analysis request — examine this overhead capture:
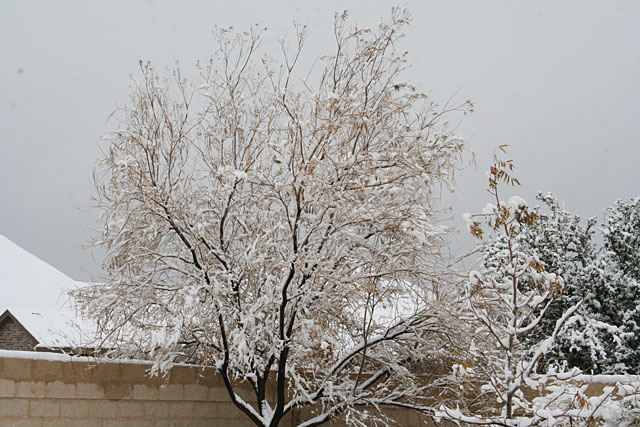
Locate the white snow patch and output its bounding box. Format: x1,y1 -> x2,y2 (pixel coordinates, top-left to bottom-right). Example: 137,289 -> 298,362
508,195 -> 528,210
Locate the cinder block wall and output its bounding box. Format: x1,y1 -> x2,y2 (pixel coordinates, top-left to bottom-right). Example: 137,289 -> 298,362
0,352 -> 280,426
0,352 -> 432,426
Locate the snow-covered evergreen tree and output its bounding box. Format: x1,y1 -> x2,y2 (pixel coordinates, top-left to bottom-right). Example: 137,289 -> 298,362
597,198 -> 640,373
477,190 -> 640,375
507,193 -> 605,372
514,196 -> 640,374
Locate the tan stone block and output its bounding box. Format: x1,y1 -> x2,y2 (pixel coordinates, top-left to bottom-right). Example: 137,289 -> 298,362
191,401 -> 218,418
234,385 -> 255,403
77,382 -> 104,399
33,360 -> 64,382
103,382 -> 131,400
104,419 -> 153,427
208,414 -> 258,427
88,399 -> 118,417
0,378 -> 16,397
46,380 -> 76,398
2,358 -> 32,381
215,419 -> 257,427
88,362 -> 121,382
177,419 -> 211,427
152,420 -> 179,427
121,363 -> 155,384
133,383 -> 158,401
168,366 -> 196,385
194,369 -> 224,388
214,401 -> 244,419
117,400 -> 143,417
156,420 -> 221,427
168,401 -> 194,418
144,401 -> 170,417
183,383 -> 209,401
59,398 -> 90,417
208,386 -> 231,401
61,361 -> 92,383
15,381 -> 46,398
3,418 -> 42,427
29,398 -> 60,417
45,418 -> 101,427
157,384 -> 183,401
0,398 -> 29,416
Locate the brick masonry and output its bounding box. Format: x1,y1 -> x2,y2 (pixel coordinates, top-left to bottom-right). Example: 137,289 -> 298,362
0,353 -> 436,426
0,316 -> 38,351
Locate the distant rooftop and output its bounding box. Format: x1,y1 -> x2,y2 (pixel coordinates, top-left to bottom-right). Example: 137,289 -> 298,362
0,235 -> 94,349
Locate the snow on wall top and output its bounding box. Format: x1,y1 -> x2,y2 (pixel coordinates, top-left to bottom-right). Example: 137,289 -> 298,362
0,235 -> 94,348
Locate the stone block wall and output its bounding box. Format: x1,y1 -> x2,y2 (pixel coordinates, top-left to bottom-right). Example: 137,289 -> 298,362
0,352 -> 275,426
0,351 -> 435,426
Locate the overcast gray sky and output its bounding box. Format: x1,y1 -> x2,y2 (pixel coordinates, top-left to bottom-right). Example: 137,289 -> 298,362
1,1 -> 639,281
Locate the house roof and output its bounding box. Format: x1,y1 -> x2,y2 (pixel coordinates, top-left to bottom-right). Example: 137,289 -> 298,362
0,235 -> 78,311
1,308 -> 94,349
0,235 -> 95,349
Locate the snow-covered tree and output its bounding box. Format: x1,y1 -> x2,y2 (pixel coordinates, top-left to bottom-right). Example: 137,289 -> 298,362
595,198 -> 640,373
437,149 -> 592,425
604,198 -> 640,281
74,9 -> 471,426
527,196 -> 630,375
477,193 -> 640,375
544,198 -> 640,375
487,193 -> 605,372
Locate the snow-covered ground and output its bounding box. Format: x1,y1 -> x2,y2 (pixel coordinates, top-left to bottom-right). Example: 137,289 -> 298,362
0,234 -> 94,349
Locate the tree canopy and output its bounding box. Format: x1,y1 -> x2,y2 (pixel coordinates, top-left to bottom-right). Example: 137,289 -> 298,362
75,8 -> 471,426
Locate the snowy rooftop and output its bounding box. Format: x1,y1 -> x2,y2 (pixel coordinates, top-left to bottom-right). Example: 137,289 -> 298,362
0,235 -> 95,348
